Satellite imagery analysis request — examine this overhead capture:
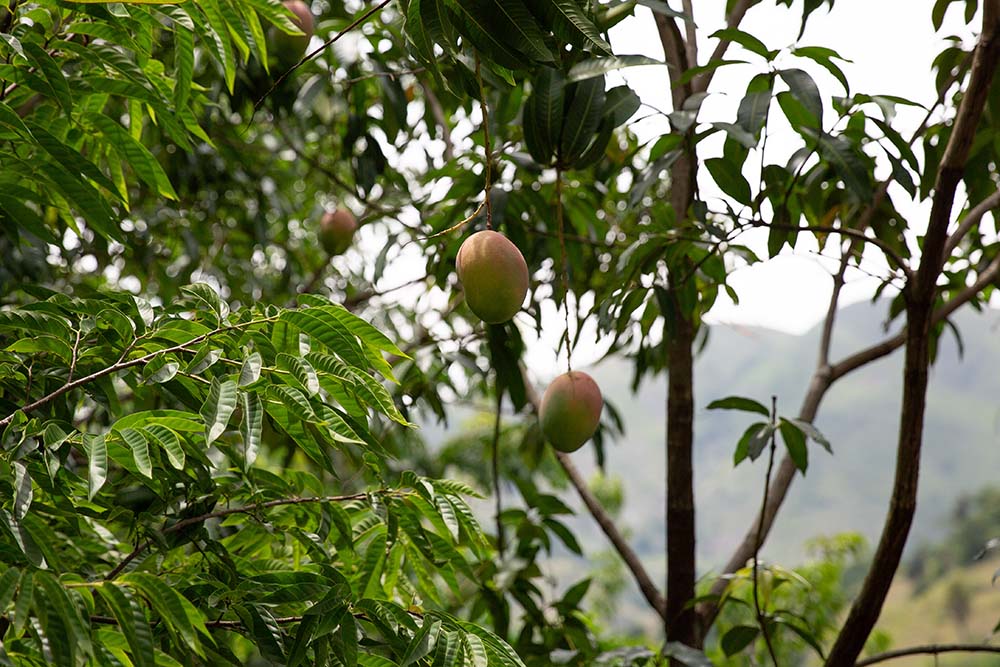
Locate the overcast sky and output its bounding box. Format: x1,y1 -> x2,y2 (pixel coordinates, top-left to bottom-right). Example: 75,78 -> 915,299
606,1 -> 979,334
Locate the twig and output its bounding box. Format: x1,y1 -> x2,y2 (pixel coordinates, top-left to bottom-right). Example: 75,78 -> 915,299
104,491 -> 381,581
492,388 -> 504,554
420,80 -> 454,161
941,187 -> 1000,260
0,316 -> 278,429
522,367 -> 667,620
474,54 -> 494,229
752,397 -> 780,666
855,643 -> 1000,666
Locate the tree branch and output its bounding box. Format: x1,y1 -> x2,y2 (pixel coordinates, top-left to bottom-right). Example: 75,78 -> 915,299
681,0 -> 698,73
104,492 -> 378,581
420,80 -> 454,161
693,0 -> 754,94
824,6 -> 1000,663
0,316 -> 278,429
855,643 -> 1000,666
521,367 -> 668,620
942,187 -> 1000,260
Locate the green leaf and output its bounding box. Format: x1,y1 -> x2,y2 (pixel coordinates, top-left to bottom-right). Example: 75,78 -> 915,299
560,76 -> 606,165
35,571 -> 92,662
278,353 -> 321,396
779,68 -> 823,127
450,0 -> 527,70
22,42 -> 73,115
793,45 -> 850,92
566,55 -> 663,82
603,85 -> 641,127
197,0 -> 237,92
524,67 -> 565,164
200,378 -> 238,445
733,422 -> 774,465
481,0 -> 555,63
808,129 -> 873,200
12,462 -> 31,522
786,417 -> 832,453
721,625 -> 759,656
736,74 -> 773,138
87,113 -> 178,199
707,396 -> 769,415
239,351 -> 263,386
96,583 -> 155,667
527,0 -> 613,56
118,427 -> 153,478
120,573 -> 204,657
86,433 -> 108,500
401,619 -> 442,667
779,417 -> 808,472
240,391 -> 263,472
705,157 -> 753,206
280,307 -> 369,368
710,28 -> 774,60
142,424 -> 185,470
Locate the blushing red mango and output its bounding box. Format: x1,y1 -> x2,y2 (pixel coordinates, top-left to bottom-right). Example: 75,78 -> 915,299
456,230 -> 529,324
539,371 -> 603,453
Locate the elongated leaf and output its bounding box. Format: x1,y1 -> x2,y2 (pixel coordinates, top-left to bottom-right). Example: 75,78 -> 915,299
779,418 -> 808,472
779,68 -> 823,127
707,396 -> 769,415
141,424 -> 185,469
87,113 -> 177,199
710,28 -> 774,60
96,583 -> 155,667
12,462 -> 31,521
86,433 -> 108,499
240,391 -> 263,471
278,353 -> 321,396
482,0 -> 555,63
239,351 -> 263,386
527,0 -> 612,55
559,76 -> 605,165
706,157 -> 753,206
567,55 -> 662,82
35,571 -> 92,662
121,573 -> 203,656
118,427 -> 153,478
736,74 -> 773,138
200,378 -> 238,445
525,67 -> 565,164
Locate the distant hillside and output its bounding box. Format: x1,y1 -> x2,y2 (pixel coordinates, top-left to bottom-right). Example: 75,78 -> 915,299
565,300 -> 1000,572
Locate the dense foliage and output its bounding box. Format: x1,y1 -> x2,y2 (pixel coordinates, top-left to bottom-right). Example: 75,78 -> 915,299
2,0 -> 1000,665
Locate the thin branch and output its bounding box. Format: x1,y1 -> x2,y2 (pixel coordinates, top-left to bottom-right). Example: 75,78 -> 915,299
831,248 -> 1000,380
824,6 -> 1000,662
855,644 -> 1000,666
693,0 -> 754,93
104,492 -> 379,581
752,397 -> 780,667
942,187 -> 1000,260
681,0 -> 697,72
419,80 -> 454,161
522,367 -> 667,620
747,221 -> 911,277
0,316 -> 278,429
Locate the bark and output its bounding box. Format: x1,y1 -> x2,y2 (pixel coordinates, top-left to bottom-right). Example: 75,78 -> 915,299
824,6 -> 1000,663
665,303 -> 698,647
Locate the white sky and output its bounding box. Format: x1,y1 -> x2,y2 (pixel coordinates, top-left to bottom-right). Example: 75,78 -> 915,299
609,0 -> 975,330
347,1 -> 984,379
514,0 -> 982,377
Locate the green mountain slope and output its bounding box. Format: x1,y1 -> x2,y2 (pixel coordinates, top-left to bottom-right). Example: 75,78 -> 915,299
574,300 -> 1000,570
